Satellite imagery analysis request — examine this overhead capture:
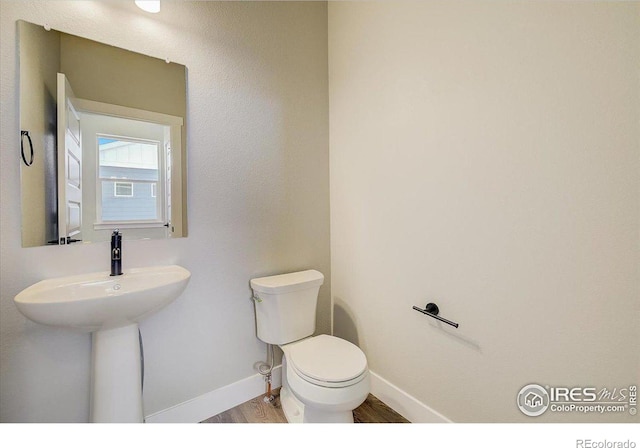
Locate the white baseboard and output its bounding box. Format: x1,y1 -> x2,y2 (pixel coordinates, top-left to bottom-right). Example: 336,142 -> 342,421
145,365 -> 282,423
369,370 -> 452,423
145,366 -> 449,424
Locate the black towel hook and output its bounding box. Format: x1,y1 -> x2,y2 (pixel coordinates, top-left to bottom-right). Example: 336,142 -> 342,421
21,130 -> 34,166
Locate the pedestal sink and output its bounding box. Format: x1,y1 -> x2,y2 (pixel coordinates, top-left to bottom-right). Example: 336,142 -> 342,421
14,265 -> 191,423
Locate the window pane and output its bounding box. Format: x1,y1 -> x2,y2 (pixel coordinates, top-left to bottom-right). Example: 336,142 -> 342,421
98,138 -> 159,181
114,182 -> 133,197
101,181 -> 158,221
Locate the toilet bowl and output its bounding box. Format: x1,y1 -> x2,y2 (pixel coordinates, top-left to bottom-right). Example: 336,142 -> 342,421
250,270 -> 370,423
279,334 -> 370,423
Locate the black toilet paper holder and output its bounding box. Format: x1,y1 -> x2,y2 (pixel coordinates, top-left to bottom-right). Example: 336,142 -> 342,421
412,303 -> 459,329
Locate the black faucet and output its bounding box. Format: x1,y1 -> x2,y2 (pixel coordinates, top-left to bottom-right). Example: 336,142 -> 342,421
110,229 -> 123,276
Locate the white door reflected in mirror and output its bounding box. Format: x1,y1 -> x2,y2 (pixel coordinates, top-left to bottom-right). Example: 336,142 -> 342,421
57,73 -> 83,245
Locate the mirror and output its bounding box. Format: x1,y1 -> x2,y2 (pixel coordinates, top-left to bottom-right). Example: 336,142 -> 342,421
18,20 -> 187,247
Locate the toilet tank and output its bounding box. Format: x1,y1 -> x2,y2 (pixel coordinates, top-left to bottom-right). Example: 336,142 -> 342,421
250,270 -> 324,345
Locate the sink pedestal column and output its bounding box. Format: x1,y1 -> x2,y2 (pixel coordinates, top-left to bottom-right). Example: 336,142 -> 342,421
90,323 -> 143,423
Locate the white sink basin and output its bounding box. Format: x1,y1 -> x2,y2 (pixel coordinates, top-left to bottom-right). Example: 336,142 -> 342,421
14,265 -> 190,332
13,264 -> 191,423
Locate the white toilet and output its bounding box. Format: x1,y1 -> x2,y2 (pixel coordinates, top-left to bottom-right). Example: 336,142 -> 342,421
250,270 -> 370,423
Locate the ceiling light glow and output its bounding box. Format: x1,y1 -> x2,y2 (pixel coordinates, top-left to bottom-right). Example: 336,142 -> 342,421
135,1 -> 160,14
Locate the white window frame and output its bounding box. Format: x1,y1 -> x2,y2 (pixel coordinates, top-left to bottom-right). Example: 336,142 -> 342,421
73,98 -> 184,235
96,134 -> 165,227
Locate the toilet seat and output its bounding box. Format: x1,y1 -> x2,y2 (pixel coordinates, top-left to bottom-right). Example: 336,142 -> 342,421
284,334 -> 368,388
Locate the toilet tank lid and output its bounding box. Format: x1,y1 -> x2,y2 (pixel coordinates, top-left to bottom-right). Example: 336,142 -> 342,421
250,270 -> 324,294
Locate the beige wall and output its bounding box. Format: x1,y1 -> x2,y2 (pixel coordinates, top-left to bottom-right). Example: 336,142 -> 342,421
18,20 -> 60,247
329,1 -> 639,422
59,33 -> 186,119
1,1 -> 329,422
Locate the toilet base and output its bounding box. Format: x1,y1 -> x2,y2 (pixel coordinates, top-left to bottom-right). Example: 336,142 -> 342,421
280,386 -> 354,423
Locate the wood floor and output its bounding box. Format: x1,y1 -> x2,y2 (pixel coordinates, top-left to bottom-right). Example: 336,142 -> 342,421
201,389 -> 409,424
